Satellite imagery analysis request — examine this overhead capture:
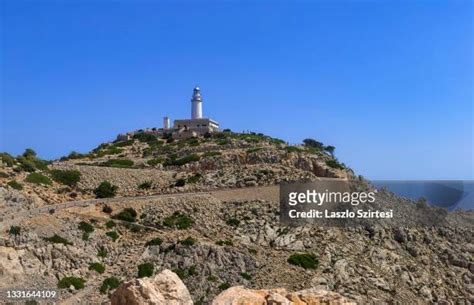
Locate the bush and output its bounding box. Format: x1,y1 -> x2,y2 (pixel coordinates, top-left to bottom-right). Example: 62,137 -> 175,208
101,159 -> 134,168
325,159 -> 345,170
66,151 -> 88,160
82,232 -> 89,241
202,151 -> 221,158
137,263 -> 154,278
44,234 -> 72,245
100,277 -> 120,294
247,147 -> 263,153
78,221 -> 94,233
106,231 -> 119,241
218,282 -> 230,291
164,154 -> 200,166
7,180 -> 23,190
303,138 -> 324,149
240,272 -> 252,280
138,181 -> 152,189
57,276 -> 85,290
215,239 -> 233,246
0,171 -> 9,178
105,220 -> 116,228
147,157 -> 164,166
89,262 -> 105,274
97,247 -> 108,258
163,212 -> 193,229
287,253 -> 319,269
174,178 -> 186,187
25,173 -> 52,185
0,152 -> 15,167
145,237 -> 163,247
102,205 -> 113,214
133,132 -> 157,142
94,181 -> 118,198
179,236 -> 196,246
226,218 -> 240,227
187,173 -> 202,184
285,146 -> 302,153
111,208 -> 137,222
9,225 -> 21,236
50,169 -> 81,187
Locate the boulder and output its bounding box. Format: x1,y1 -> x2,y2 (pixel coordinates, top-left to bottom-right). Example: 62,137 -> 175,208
111,269 -> 193,305
212,286 -> 356,305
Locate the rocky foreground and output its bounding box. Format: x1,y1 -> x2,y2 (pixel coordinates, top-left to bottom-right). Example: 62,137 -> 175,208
110,269 -> 355,305
0,131 -> 473,304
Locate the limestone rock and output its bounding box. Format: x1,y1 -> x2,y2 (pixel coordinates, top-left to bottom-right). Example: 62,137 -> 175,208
212,286 -> 356,305
111,269 -> 193,305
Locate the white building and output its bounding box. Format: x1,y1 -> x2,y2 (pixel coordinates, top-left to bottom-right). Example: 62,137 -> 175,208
170,86 -> 220,139
116,86 -> 220,141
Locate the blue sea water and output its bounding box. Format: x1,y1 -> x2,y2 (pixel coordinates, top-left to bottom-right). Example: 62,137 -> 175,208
371,180 -> 474,211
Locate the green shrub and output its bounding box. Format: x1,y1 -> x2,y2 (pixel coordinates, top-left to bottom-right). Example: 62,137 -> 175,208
102,205 -> 113,214
66,151 -> 88,159
207,275 -> 218,282
175,178 -> 186,187
7,180 -> 23,190
164,154 -> 200,166
147,157 -> 164,166
44,234 -> 72,245
0,171 -> 9,178
218,282 -> 230,290
78,221 -> 94,233
226,218 -> 240,227
287,253 -> 319,269
216,239 -> 233,246
303,138 -> 324,149
25,172 -> 52,185
57,276 -> 85,290
114,139 -> 134,147
106,231 -> 119,242
100,277 -> 120,294
105,220 -> 116,228
89,262 -> 105,274
240,272 -> 252,280
179,236 -> 196,246
101,159 -> 134,168
246,147 -> 263,153
145,237 -> 163,247
133,132 -> 157,142
202,151 -> 221,158
94,181 -> 118,198
137,263 -> 154,278
50,169 -> 81,186
138,181 -> 152,189
9,225 -> 21,236
97,247 -> 108,258
285,146 -> 302,153
216,139 -> 230,145
163,212 -> 193,229
187,173 -> 202,184
111,208 -> 137,222
0,152 -> 15,167
325,159 -> 345,170
82,232 -> 89,241
173,267 -> 188,279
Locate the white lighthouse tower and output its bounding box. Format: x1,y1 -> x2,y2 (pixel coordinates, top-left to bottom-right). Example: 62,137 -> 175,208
191,86 -> 203,119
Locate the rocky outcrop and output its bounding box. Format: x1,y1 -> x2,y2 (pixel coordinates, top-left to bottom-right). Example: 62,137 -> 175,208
212,286 -> 356,305
111,269 -> 193,305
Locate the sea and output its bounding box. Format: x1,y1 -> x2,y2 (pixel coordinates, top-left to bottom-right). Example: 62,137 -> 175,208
371,180 -> 474,211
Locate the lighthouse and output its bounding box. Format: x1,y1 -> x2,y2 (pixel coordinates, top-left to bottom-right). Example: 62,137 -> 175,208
191,86 -> 203,119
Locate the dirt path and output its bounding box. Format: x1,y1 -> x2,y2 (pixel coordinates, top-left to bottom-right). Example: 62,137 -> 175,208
0,185 -> 281,231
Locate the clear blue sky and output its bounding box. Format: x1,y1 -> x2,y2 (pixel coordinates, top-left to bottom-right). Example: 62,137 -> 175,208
1,0 -> 472,180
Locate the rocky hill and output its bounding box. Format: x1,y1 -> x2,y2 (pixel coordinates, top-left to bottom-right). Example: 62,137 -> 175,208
0,131 -> 472,304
